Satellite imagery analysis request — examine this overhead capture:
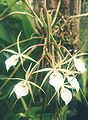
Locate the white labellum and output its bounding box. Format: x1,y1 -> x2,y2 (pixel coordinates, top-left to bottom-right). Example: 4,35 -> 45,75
5,55 -> 19,71
13,81 -> 29,99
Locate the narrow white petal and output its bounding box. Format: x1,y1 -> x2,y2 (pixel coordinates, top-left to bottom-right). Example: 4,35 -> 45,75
13,81 -> 29,99
5,55 -> 19,71
74,58 -> 85,73
4,49 -> 18,54
49,71 -> 64,91
67,76 -> 80,92
61,87 -> 72,105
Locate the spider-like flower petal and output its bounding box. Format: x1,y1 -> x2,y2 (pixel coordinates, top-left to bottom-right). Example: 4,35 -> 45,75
74,58 -> 85,73
61,87 -> 72,105
5,55 -> 19,71
49,71 -> 64,91
13,81 -> 29,99
67,76 -> 80,92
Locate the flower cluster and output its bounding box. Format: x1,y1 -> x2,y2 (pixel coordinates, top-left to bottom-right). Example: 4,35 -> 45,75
4,45 -> 86,103
4,39 -> 36,99
49,57 -> 85,105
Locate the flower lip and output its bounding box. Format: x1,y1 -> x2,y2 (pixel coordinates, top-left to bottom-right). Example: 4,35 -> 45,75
60,87 -> 72,105
5,54 -> 19,71
74,57 -> 85,73
67,76 -> 80,92
49,71 -> 64,91
13,81 -> 29,99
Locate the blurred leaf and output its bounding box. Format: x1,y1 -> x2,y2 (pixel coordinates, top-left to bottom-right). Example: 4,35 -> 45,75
61,105 -> 68,120
0,23 -> 10,42
7,0 -> 35,38
67,108 -> 77,118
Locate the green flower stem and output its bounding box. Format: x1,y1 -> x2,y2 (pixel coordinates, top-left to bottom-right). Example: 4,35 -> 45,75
51,35 -> 64,59
47,12 -> 52,38
80,88 -> 88,106
51,0 -> 62,27
82,71 -> 87,95
22,0 -> 43,26
21,97 -> 28,112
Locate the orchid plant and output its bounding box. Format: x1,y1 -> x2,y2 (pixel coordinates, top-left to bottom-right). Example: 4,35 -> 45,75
3,16 -> 86,106
0,0 -> 88,120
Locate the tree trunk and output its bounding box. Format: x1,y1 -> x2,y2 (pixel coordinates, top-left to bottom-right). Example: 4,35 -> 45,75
47,0 -> 58,9
71,0 -> 81,46
34,0 -> 82,47
61,0 -> 81,48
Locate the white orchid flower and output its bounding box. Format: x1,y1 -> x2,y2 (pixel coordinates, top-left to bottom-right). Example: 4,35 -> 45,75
49,71 -> 72,104
60,87 -> 72,105
5,32 -> 37,71
13,81 -> 29,99
5,49 -> 36,71
49,71 -> 64,91
67,76 -> 80,92
74,58 -> 85,73
49,71 -> 80,105
5,54 -> 19,71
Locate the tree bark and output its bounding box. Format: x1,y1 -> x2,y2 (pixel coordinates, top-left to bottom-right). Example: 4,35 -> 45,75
47,0 -> 58,9
34,0 -> 82,47
71,0 -> 81,46
61,0 -> 81,47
